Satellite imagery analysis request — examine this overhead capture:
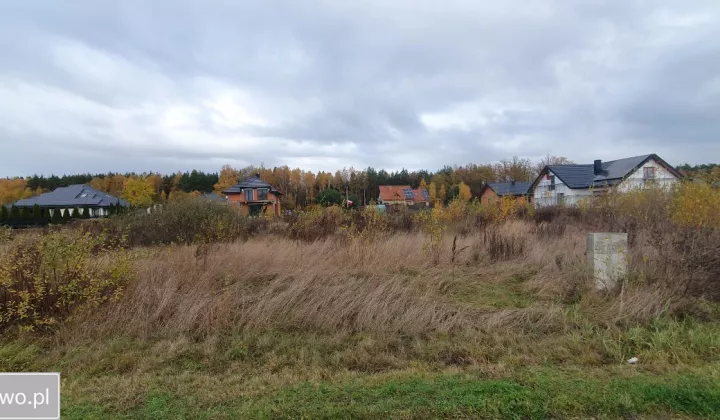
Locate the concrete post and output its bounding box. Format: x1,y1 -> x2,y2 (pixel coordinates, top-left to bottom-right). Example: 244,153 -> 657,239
587,233 -> 628,290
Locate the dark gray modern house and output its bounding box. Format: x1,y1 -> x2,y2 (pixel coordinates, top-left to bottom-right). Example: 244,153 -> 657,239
13,184 -> 129,218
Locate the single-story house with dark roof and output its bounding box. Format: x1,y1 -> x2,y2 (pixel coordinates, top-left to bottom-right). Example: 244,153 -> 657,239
531,153 -> 683,207
480,181 -> 533,206
13,184 -> 129,218
223,173 -> 282,216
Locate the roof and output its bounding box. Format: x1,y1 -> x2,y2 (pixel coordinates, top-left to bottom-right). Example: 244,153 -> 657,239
485,181 -> 533,196
379,185 -> 410,202
412,188 -> 430,202
537,154 -> 682,190
223,174 -> 281,194
379,185 -> 429,202
13,184 -> 129,208
201,193 -> 228,202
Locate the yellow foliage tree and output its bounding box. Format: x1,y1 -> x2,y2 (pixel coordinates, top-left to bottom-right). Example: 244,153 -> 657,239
121,178 -> 155,207
439,184 -> 447,203
214,165 -> 238,194
0,179 -> 32,205
428,182 -> 437,203
458,181 -> 472,201
419,178 -> 428,191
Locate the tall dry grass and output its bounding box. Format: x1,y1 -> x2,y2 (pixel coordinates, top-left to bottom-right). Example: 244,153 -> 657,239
63,213 -> 713,341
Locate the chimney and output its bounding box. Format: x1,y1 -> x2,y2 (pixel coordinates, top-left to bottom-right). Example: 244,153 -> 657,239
255,173 -> 261,179
594,159 -> 602,175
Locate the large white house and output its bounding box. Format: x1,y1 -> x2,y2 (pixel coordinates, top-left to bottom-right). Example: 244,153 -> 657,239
531,154 -> 682,207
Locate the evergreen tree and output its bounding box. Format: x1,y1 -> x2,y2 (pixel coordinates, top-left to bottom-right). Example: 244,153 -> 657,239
32,204 -> 42,221
50,209 -> 62,224
82,206 -> 90,219
62,209 -> 72,223
19,206 -> 30,222
0,206 -> 7,224
9,205 -> 20,222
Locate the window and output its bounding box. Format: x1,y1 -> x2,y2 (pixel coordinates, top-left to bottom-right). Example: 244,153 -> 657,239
643,167 -> 656,179
258,188 -> 268,200
557,193 -> 565,206
244,189 -> 254,201
549,175 -> 556,191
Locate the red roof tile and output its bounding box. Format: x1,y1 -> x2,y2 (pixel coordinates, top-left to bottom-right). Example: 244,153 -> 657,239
379,185 -> 429,204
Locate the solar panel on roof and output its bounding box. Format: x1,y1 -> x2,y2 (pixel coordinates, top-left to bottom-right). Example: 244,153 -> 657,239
403,188 -> 414,199
421,190 -> 430,201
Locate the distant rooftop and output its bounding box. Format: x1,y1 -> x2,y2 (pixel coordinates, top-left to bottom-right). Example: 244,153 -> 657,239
14,184 -> 129,207
485,181 -> 533,196
223,174 -> 281,195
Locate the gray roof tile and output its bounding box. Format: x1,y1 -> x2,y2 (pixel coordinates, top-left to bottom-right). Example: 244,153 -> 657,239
544,154 -> 678,189
14,184 -> 129,207
223,174 -> 281,194
486,182 -> 533,196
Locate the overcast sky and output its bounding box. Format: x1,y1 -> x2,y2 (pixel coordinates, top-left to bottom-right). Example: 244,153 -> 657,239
0,1 -> 718,176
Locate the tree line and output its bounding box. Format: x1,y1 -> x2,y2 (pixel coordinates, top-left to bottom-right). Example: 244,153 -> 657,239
2,157 -> 717,208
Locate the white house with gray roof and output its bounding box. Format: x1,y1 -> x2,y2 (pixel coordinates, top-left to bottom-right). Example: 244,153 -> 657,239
531,154 -> 682,207
13,184 -> 129,217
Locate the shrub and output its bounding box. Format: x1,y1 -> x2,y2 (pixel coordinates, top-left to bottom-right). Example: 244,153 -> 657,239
0,226 -> 11,243
316,189 -> 343,207
108,199 -> 263,246
287,205 -> 344,241
0,231 -> 132,333
671,182 -> 720,228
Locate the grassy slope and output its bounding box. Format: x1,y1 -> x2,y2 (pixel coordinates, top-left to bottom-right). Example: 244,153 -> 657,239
2,326 -> 718,419
63,367 -> 720,419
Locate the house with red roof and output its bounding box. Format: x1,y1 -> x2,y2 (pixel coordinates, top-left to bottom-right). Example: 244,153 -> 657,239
378,185 -> 430,208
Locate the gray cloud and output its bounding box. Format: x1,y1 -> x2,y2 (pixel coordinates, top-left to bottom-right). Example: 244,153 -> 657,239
1,0 -> 719,177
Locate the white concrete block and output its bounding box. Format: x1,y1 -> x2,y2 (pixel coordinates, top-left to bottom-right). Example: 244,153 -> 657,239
587,232 -> 628,290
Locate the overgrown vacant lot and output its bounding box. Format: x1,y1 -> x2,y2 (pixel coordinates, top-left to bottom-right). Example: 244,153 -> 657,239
1,190 -> 720,419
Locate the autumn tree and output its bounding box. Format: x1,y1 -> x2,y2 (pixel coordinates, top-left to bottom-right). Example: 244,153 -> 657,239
458,182 -> 472,201
439,184 -> 447,204
0,178 -> 32,205
146,174 -> 164,202
214,165 -> 239,194
428,182 -> 437,203
536,155 -> 574,175
495,157 -> 535,182
302,171 -> 316,206
121,178 -> 155,207
419,178 -> 428,191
